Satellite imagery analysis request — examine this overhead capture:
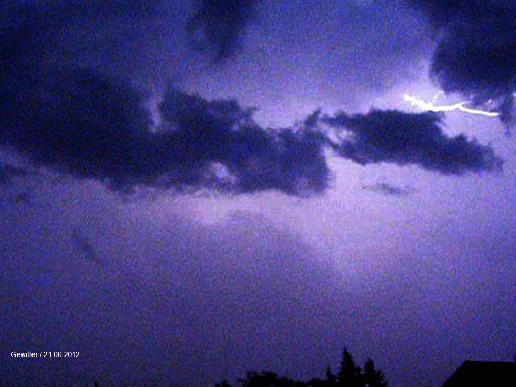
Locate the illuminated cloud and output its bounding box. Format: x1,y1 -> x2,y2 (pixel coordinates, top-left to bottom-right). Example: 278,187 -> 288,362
322,109 -> 503,175
410,0 -> 516,130
154,86 -> 331,195
0,75 -> 503,195
0,74 -> 331,195
0,1 -> 504,196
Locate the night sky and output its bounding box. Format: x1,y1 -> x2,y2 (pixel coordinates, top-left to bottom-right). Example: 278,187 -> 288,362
1,0 -> 516,386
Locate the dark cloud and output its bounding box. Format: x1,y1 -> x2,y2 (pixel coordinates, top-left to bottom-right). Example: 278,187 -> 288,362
2,0 -> 160,24
2,0 -> 326,195
0,0 -> 164,119
410,0 -> 516,130
0,0 -> 160,61
1,67 -> 154,189
429,2 -> 516,96
498,94 -> 514,135
1,3 -> 42,78
186,0 -> 260,62
362,182 -> 413,196
407,0 -> 463,28
0,73 -> 503,195
1,0 -> 169,99
0,1 -> 503,195
0,72 -> 331,195
152,86 -> 331,195
55,0 -> 162,19
322,110 -> 503,175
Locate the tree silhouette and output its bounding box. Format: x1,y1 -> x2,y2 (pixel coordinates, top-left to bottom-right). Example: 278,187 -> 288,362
363,358 -> 388,387
238,371 -> 306,387
307,377 -> 326,387
215,379 -> 232,387
337,348 -> 362,387
213,346 -> 388,387
325,364 -> 337,386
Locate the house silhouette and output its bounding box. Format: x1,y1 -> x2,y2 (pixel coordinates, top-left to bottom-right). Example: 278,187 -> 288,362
442,361 -> 516,387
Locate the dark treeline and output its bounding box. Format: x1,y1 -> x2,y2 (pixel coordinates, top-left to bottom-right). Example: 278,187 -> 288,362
87,347 -> 387,387
214,347 -> 388,387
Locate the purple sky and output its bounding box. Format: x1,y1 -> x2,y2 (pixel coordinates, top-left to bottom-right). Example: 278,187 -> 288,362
1,1 -> 516,386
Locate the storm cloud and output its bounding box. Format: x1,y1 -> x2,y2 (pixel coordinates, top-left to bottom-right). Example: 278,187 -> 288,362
0,0 -> 160,62
186,0 -> 260,62
0,1 -> 504,196
157,87 -> 331,194
0,72 -> 331,195
0,76 -> 503,195
410,0 -> 516,129
322,110 -> 503,175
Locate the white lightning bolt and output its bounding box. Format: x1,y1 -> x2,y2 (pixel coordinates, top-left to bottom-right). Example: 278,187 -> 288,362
403,94 -> 499,117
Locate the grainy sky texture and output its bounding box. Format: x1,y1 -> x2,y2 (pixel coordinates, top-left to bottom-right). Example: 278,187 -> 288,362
1,1 -> 515,386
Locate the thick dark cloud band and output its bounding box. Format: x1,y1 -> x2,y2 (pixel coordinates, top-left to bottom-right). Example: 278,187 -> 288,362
0,74 -> 502,195
322,110 -> 503,175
